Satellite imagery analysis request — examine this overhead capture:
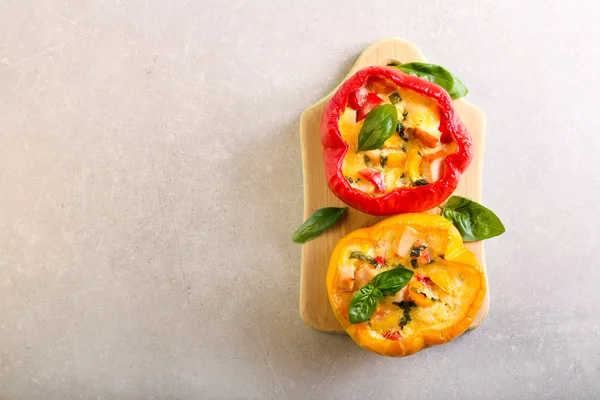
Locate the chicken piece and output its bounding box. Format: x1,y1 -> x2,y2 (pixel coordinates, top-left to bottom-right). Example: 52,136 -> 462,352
428,157 -> 444,182
354,266 -> 378,289
338,266 -> 356,292
391,287 -> 408,303
412,126 -> 440,148
395,227 -> 419,257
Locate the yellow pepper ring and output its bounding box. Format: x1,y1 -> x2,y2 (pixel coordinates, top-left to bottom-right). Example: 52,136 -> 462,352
326,213 -> 486,357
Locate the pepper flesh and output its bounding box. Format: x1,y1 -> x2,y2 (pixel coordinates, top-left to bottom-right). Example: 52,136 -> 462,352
358,168 -> 386,192
320,66 -> 473,215
348,90 -> 366,110
327,213 -> 486,357
355,93 -> 384,122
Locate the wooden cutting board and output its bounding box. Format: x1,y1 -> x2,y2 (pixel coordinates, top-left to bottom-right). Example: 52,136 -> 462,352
299,38 -> 489,333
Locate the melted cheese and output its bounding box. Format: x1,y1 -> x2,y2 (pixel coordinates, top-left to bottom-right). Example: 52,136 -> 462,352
339,85 -> 458,196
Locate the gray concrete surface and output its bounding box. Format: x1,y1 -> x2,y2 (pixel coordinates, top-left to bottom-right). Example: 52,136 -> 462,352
1,0 -> 599,399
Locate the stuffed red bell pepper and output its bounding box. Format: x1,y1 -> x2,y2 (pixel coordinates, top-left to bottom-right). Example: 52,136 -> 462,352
320,66 -> 473,215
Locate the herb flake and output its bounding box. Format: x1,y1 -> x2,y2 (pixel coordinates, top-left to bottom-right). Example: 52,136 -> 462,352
410,244 -> 428,258
397,122 -> 408,142
394,300 -> 417,330
389,92 -> 402,104
349,251 -> 378,266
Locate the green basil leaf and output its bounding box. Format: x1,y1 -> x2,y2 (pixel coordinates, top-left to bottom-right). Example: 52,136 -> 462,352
441,196 -> 506,241
370,266 -> 414,296
348,285 -> 383,324
391,62 -> 468,100
357,104 -> 398,152
292,207 -> 347,244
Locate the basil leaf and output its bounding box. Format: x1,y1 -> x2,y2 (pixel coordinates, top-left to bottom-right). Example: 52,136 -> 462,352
357,104 -> 398,152
391,62 -> 468,100
441,196 -> 505,241
370,266 -> 414,296
348,285 -> 383,324
347,266 -> 413,324
292,207 -> 347,244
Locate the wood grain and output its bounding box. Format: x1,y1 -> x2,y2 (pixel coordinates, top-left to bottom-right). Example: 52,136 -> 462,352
299,38 -> 489,333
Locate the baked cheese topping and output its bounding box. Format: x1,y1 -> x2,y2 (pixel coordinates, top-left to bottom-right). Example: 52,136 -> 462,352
333,222 -> 482,341
339,80 -> 457,196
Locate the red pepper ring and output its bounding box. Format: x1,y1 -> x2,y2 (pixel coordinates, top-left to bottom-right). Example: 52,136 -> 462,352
320,66 -> 474,216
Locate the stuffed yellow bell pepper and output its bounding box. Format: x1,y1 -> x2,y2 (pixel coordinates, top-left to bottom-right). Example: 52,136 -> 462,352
327,213 -> 486,357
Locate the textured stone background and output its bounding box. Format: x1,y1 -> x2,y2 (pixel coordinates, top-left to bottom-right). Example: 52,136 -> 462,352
1,0 -> 599,399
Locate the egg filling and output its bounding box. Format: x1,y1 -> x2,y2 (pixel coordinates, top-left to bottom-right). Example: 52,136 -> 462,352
328,214 -> 486,357
340,77 -> 457,196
